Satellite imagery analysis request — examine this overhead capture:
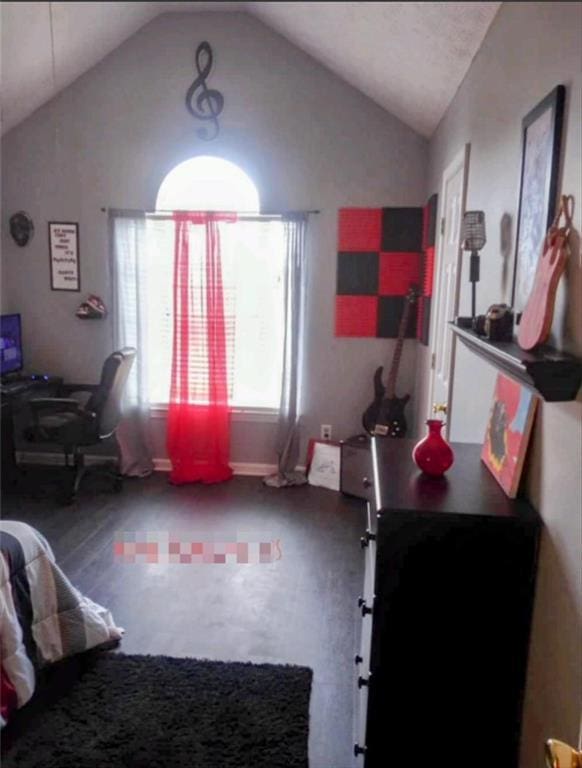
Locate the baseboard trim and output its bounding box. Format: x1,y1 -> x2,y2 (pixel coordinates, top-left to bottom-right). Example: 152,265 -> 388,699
153,458 -> 277,477
16,451 -> 114,467
17,452 -> 278,478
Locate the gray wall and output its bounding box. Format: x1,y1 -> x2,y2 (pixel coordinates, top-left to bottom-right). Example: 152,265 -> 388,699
414,3 -> 581,764
1,11 -> 427,464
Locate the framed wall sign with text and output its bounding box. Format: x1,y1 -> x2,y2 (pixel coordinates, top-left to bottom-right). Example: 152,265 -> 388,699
49,222 -> 80,291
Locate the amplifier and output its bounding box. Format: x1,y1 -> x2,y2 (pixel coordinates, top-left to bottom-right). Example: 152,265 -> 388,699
340,435 -> 373,501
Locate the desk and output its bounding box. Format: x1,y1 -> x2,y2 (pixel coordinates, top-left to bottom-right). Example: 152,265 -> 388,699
1,377 -> 62,489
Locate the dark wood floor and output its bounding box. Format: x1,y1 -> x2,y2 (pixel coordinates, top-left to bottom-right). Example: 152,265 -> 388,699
2,467 -> 366,768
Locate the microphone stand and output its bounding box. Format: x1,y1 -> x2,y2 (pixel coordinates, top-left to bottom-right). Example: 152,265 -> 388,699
470,249 -> 480,322
455,248 -> 481,329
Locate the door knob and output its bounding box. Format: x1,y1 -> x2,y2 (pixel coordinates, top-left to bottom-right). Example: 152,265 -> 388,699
545,739 -> 582,768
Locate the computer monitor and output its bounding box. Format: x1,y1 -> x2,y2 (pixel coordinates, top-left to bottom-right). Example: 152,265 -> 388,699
1,314 -> 23,377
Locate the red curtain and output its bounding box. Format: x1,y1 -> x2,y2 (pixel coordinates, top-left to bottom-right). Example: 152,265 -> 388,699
167,212 -> 236,484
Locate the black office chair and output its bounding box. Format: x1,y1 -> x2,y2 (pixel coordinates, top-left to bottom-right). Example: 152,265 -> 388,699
26,348 -> 136,503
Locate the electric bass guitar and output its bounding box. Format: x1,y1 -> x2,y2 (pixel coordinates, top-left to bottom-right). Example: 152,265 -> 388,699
362,286 -> 418,437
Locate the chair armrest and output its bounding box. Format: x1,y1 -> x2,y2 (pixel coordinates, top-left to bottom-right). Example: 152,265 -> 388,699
27,399 -> 97,441
29,398 -> 97,425
29,398 -> 84,414
58,383 -> 99,396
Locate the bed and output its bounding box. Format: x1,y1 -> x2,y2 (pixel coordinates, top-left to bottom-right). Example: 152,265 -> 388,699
0,521 -> 122,725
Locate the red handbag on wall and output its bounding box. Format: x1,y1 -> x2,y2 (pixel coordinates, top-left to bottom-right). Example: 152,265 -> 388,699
517,194 -> 574,351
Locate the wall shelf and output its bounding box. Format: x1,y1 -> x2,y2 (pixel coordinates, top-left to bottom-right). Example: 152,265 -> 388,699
449,322 -> 582,402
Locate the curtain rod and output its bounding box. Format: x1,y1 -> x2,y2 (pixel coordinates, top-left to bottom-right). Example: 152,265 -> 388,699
101,207 -> 320,219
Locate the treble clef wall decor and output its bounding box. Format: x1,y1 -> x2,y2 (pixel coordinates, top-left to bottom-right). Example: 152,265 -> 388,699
185,41 -> 224,141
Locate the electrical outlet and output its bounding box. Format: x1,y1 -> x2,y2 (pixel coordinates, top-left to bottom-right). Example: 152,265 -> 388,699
321,424 -> 332,440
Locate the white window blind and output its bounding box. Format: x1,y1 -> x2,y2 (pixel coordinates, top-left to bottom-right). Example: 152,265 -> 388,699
144,217 -> 285,410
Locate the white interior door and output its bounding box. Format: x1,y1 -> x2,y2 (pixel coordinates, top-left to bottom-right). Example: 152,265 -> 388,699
427,145 -> 470,429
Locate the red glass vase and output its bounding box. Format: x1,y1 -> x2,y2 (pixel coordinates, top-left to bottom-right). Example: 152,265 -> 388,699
412,419 -> 454,477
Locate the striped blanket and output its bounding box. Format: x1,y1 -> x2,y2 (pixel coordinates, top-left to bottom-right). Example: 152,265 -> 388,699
0,521 -> 122,725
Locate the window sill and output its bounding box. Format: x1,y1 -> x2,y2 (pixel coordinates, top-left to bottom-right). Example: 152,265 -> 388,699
149,405 -> 279,423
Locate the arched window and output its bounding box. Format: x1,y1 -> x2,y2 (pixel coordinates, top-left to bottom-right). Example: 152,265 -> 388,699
142,156 -> 283,410
156,156 -> 260,212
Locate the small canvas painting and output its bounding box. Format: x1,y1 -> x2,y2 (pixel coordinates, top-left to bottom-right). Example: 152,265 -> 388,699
481,375 -> 538,498
307,440 -> 341,492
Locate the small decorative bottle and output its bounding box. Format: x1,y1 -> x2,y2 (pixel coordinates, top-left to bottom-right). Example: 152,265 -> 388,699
412,404 -> 454,477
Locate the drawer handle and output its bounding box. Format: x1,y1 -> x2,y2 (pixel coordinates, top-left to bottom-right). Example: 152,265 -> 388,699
357,596 -> 373,616
362,477 -> 371,489
357,674 -> 371,688
360,530 -> 376,548
354,654 -> 363,665
354,744 -> 367,757
361,602 -> 373,617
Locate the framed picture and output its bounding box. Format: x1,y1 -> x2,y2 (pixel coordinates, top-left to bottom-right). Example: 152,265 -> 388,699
512,85 -> 565,314
481,374 -> 538,498
306,438 -> 341,491
49,222 -> 80,292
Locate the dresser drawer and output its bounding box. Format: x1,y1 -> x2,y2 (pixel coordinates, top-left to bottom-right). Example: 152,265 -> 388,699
361,502 -> 377,601
354,498 -> 375,765
353,600 -> 372,764
353,606 -> 373,763
361,541 -> 375,606
356,500 -> 376,664
366,498 -> 378,536
352,680 -> 369,764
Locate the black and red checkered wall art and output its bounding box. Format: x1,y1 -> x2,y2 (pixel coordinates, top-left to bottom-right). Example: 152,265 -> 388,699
335,198 -> 438,344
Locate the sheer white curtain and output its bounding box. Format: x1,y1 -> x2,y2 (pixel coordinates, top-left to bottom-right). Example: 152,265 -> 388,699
110,209 -> 295,478
264,215 -> 308,487
110,211 -> 154,476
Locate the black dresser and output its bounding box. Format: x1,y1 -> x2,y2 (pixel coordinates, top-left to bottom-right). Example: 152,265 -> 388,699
353,438 -> 540,768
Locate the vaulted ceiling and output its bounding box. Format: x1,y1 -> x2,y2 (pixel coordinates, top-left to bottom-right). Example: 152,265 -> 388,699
1,2 -> 501,137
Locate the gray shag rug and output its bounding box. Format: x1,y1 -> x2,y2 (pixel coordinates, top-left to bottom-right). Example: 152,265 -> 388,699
2,652 -> 312,768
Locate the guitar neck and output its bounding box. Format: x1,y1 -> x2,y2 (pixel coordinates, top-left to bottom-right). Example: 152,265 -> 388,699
385,301 -> 413,399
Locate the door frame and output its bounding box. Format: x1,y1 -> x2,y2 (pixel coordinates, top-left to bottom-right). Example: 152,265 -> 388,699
426,143 -> 471,435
